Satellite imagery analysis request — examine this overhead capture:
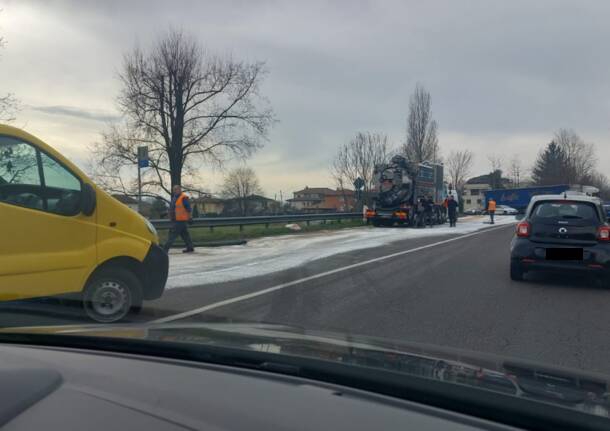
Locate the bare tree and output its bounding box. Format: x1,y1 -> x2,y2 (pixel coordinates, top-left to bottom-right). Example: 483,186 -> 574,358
330,132 -> 392,206
401,84 -> 439,163
446,149 -> 474,193
0,27 -> 18,122
485,154 -> 505,189
487,154 -> 503,172
509,154 -> 523,187
220,166 -> 262,216
554,128 -> 596,184
91,29 -> 274,199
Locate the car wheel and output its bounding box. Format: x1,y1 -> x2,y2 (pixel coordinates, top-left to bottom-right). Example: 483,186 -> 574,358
83,268 -> 143,323
510,261 -> 525,281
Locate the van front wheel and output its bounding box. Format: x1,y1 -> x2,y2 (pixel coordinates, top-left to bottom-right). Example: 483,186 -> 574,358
83,268 -> 143,323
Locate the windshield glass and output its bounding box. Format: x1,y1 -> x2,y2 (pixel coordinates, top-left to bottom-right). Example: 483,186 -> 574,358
3,1 -> 610,424
532,201 -> 599,222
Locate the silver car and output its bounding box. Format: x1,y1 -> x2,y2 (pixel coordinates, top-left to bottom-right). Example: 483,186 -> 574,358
495,205 -> 519,215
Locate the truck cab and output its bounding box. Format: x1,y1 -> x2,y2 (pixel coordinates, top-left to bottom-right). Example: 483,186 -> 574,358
0,125 -> 169,322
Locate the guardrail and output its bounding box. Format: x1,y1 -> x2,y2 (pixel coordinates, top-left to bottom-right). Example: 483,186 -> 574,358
150,212 -> 363,231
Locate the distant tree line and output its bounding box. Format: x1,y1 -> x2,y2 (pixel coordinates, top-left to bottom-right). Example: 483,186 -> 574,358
532,129 -> 609,199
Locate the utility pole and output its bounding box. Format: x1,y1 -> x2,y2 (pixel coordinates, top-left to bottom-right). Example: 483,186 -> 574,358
137,146 -> 149,214
137,165 -> 141,212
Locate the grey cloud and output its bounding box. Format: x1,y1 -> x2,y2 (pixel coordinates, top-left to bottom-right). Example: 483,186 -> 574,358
7,0 -> 610,187
29,105 -> 120,123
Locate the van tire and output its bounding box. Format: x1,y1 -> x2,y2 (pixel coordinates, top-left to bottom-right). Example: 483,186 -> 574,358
83,268 -> 143,323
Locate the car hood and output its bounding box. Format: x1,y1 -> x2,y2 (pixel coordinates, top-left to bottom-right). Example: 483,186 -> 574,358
3,321 -> 610,416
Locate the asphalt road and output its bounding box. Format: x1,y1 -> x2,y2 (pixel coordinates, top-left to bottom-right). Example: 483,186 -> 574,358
150,222 -> 610,375
4,221 -> 610,375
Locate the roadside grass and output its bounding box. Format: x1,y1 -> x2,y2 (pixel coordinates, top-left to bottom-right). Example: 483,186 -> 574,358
158,219 -> 369,245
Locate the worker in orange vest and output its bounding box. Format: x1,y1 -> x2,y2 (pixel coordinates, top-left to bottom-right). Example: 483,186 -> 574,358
163,185 -> 195,253
487,198 -> 497,225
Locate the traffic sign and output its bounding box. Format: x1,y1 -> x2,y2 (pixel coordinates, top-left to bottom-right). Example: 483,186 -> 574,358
353,177 -> 365,190
137,146 -> 149,168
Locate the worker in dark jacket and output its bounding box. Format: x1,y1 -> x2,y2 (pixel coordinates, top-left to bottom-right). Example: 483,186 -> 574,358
424,196 -> 434,226
447,195 -> 458,227
163,185 -> 195,253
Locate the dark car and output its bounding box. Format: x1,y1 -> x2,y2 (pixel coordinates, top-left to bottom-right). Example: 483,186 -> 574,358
510,194 -> 610,281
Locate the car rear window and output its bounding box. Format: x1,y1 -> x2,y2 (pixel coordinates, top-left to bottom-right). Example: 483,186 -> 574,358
531,201 -> 599,222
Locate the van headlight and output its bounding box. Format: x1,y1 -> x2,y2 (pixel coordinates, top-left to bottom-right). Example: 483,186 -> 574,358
144,218 -> 157,236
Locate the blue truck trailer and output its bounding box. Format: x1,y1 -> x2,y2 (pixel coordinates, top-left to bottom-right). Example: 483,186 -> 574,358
484,185 -> 570,212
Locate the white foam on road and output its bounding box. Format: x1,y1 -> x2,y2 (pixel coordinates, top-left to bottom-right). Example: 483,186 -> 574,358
166,215 -> 517,289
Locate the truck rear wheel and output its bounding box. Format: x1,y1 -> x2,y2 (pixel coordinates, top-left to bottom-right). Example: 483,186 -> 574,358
83,268 -> 143,323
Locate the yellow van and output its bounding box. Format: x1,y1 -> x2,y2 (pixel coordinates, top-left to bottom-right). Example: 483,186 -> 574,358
0,125 -> 168,322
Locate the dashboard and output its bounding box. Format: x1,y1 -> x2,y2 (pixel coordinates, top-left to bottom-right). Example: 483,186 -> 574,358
0,343 -> 520,430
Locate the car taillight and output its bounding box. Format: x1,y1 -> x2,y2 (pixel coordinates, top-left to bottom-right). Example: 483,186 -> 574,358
516,221 -> 531,238
597,225 -> 610,241
365,210 -> 376,218
394,211 -> 407,219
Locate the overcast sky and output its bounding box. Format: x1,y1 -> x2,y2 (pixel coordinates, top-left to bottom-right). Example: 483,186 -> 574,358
2,0 -> 610,197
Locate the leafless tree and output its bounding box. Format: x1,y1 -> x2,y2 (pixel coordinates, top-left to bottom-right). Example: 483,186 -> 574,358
446,149 -> 474,193
91,29 -> 274,199
485,154 -> 505,189
554,128 -> 596,184
0,27 -> 18,122
220,166 -> 263,216
330,132 -> 392,206
401,84 -> 439,163
487,154 -> 503,172
509,154 -> 523,187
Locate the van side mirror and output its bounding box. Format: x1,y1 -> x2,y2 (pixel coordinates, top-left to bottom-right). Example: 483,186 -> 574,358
81,183 -> 97,216
515,213 -> 525,221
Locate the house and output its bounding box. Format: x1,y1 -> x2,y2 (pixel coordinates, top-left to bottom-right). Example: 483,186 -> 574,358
462,181 -> 491,213
287,187 -> 355,212
222,194 -> 280,216
462,174 -> 511,212
111,194 -> 139,212
192,196 -> 225,216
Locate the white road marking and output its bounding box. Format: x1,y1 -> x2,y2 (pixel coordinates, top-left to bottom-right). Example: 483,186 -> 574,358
153,223 -> 513,323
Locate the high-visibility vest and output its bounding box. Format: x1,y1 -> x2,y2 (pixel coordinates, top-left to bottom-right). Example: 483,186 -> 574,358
175,193 -> 190,221
487,200 -> 497,211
